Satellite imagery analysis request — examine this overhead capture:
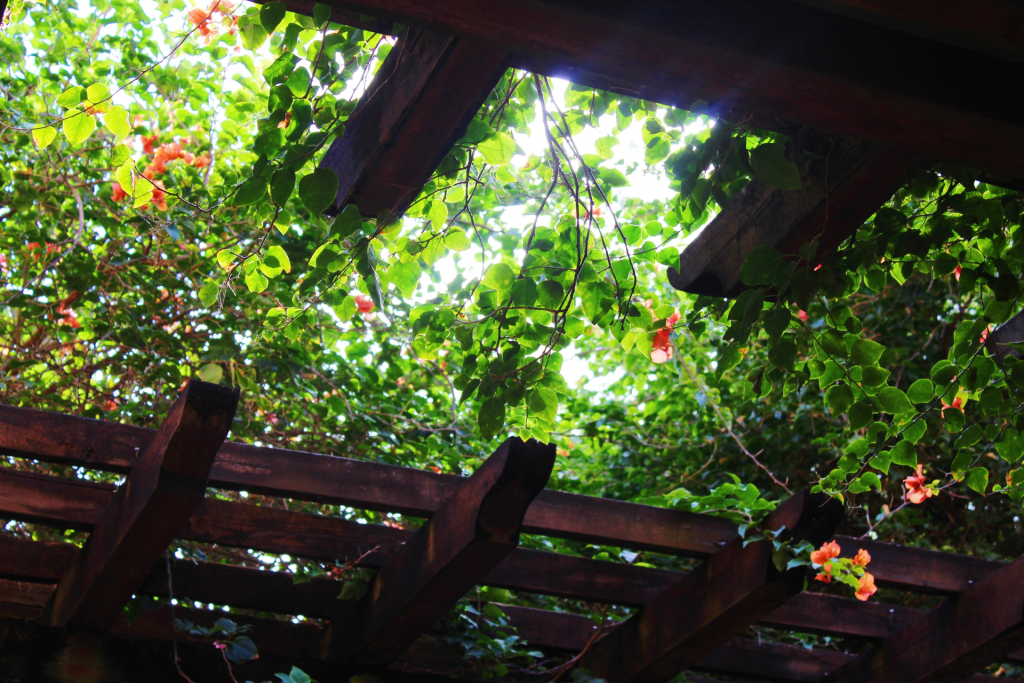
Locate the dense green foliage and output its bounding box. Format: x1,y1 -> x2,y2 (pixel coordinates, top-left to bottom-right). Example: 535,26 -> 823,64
3,0 -> 1024,678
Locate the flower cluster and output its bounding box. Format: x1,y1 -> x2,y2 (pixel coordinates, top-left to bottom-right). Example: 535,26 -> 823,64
354,294 -> 375,315
187,1 -> 236,45
904,465 -> 936,504
810,540 -> 877,601
112,131 -> 210,211
642,300 -> 680,365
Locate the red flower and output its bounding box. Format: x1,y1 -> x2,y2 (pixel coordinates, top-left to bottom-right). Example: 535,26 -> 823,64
904,465 -> 935,505
141,135 -> 158,155
954,265 -> 962,281
814,563 -> 832,584
855,572 -> 878,601
354,294 -> 375,314
810,540 -> 841,565
797,310 -> 809,322
651,328 -> 673,364
853,548 -> 871,566
112,182 -> 128,202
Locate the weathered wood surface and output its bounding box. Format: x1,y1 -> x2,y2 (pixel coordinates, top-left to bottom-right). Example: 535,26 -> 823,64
319,27 -> 509,217
801,0 -> 1024,62
986,309 -> 1024,362
577,490 -> 843,683
37,381 -> 238,632
311,437 -> 555,665
668,133 -> 909,297
0,402 -> 737,557
306,0 -> 1024,176
826,552 -> 1024,683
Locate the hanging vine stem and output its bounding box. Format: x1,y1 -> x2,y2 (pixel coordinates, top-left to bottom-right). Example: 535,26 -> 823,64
679,329 -> 793,494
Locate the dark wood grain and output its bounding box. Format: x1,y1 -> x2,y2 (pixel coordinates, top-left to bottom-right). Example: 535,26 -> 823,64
577,490 -> 844,683
319,27 -> 509,218
37,381 -> 238,632
307,0 -> 1024,176
826,553 -> 1024,683
986,309 -> 1024,363
311,437 -> 555,665
669,133 -> 910,297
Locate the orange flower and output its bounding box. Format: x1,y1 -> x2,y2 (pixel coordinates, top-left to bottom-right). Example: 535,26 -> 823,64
141,134 -> 158,155
354,294 -> 375,314
187,7 -> 210,27
192,154 -> 211,169
905,465 -> 935,505
151,183 -> 168,212
814,563 -> 832,584
112,183 -> 128,202
855,572 -> 878,601
853,548 -> 871,567
651,328 -> 674,364
145,156 -> 167,176
810,540 -> 841,566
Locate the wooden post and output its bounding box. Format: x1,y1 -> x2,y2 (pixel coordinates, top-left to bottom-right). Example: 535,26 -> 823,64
308,436 -> 555,665
37,380 -> 238,632
577,490 -> 844,683
319,27 -> 509,219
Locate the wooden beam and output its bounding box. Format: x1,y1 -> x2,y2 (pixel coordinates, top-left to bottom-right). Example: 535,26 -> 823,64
0,448 -> 1006,597
986,309 -> 1024,363
825,552 -> 1024,683
319,27 -> 509,218
799,0 -> 1024,63
307,0 -> 1024,177
37,380 -> 238,632
0,402 -> 737,558
576,490 -> 844,683
668,133 -> 910,297
310,437 -> 555,665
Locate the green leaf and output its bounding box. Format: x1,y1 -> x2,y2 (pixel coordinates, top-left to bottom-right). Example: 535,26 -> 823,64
132,175 -> 154,208
527,387 -> 558,423
198,363 -> 223,383
878,387 -> 915,415
198,281 -> 219,307
749,142 -> 801,190
239,14 -> 269,50
234,177 -> 268,207
715,343 -> 744,380
313,3 -> 332,26
111,143 -> 131,166
850,339 -> 885,367
902,418 -> 927,444
845,438 -> 870,458
298,168 -> 339,215
260,0 -> 287,32
264,245 -> 291,273
858,472 -> 882,491
738,245 -> 784,287
86,83 -> 110,104
426,199 -> 448,231
537,280 -> 564,309
964,467 -> 989,495
478,397 -> 506,440
444,229 -> 472,251
103,105 -> 130,142
825,383 -> 854,414
907,378 -> 935,404
62,109 -> 96,146
997,427 -> 1024,463
390,260 -> 422,298
330,204 -> 363,241
848,400 -> 873,430
245,269 -> 269,293
890,440 -> 917,468
869,452 -> 891,475
477,132 -> 517,166
115,162 -> 134,195
270,168 -> 296,206
952,450 -> 973,477
32,126 -> 57,149
55,86 -> 85,109
482,263 -> 516,291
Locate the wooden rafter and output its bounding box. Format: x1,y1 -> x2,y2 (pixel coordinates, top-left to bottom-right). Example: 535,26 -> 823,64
826,553 -> 1024,683
0,403 -> 1001,594
309,437 -> 555,665
302,0 -> 1024,177
577,490 -> 843,683
318,26 -> 509,217
668,132 -> 910,297
37,381 -> 238,632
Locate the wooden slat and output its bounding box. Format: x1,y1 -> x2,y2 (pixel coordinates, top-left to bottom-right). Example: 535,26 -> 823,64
986,309 -> 1024,363
277,0 -> 396,34
668,133 -> 910,297
319,26 -> 509,217
303,0 -> 1024,176
577,490 -> 844,683
0,430 -> 1007,593
0,402 -> 738,558
826,553 -> 1024,683
311,437 -> 555,665
37,381 -> 238,632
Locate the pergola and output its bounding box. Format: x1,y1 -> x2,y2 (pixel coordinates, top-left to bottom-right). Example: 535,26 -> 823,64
3,1 -> 1024,682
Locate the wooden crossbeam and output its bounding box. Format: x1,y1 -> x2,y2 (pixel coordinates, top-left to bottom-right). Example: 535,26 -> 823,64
668,132 -> 910,297
37,380 -> 238,632
310,437 -> 555,665
986,309 -> 1024,363
318,26 -> 509,217
825,552 -> 1024,683
1,403 -> 1001,593
576,490 -> 843,683
302,0 -> 1024,177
